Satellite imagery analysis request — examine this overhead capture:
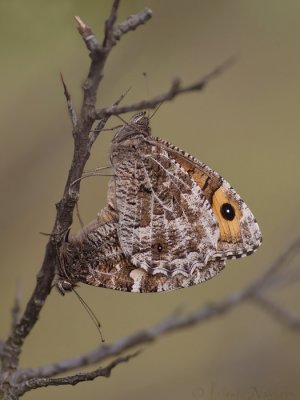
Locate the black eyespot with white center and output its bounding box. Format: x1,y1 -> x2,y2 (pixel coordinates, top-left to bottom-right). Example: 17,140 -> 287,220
157,243 -> 163,252
220,203 -> 235,221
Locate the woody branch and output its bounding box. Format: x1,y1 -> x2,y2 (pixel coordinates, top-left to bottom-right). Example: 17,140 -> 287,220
0,2 -> 240,399
1,1 -> 299,399
14,352 -> 140,397
0,1 -> 152,397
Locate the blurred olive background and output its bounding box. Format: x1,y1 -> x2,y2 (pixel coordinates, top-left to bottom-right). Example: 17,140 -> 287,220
1,1 -> 300,399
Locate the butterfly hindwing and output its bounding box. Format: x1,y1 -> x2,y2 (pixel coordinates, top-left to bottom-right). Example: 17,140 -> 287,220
59,216 -> 226,293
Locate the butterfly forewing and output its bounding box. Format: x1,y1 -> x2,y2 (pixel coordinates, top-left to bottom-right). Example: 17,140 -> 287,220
110,116 -> 262,276
156,138 -> 262,257
111,136 -> 223,277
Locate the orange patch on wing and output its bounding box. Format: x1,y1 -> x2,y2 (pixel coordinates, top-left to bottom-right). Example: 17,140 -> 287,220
212,187 -> 242,243
173,154 -> 222,201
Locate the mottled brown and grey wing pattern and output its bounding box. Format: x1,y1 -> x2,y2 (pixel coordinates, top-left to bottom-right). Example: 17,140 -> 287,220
155,138 -> 262,259
58,216 -> 226,293
56,112 -> 262,295
112,144 -> 220,277
110,111 -> 261,278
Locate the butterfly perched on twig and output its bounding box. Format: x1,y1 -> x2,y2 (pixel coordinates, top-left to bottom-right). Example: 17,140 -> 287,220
56,112 -> 262,294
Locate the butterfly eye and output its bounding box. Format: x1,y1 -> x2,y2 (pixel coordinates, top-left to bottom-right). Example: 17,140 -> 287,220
220,203 -> 235,221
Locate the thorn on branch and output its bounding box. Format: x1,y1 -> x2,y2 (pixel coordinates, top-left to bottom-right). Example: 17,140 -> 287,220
60,73 -> 78,129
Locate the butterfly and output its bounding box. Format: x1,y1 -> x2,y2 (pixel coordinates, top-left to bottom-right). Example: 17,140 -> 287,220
56,112 -> 262,294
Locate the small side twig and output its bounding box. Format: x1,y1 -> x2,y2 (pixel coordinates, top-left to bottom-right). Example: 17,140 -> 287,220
95,56 -> 236,118
60,73 -> 78,129
16,352 -> 140,397
112,8 -> 153,42
90,87 -> 131,142
103,0 -> 120,47
75,16 -> 98,51
253,292 -> 300,328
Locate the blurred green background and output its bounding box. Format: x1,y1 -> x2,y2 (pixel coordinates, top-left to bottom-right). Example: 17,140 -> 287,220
0,0 -> 299,399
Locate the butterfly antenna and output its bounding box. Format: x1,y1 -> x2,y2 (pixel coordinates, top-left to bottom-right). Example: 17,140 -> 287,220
113,86 -> 132,106
91,88 -> 131,135
149,102 -> 163,120
72,288 -> 105,342
142,71 -> 151,118
115,114 -> 150,138
115,114 -> 129,126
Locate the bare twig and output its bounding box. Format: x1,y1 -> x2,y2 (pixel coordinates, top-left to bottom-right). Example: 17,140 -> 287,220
253,293 -> 300,328
266,268 -> 300,289
103,0 -> 120,48
95,56 -> 236,118
112,8 -> 153,42
74,16 -> 98,51
11,282 -> 22,332
16,352 -> 140,397
0,0 -> 151,380
60,73 -> 78,129
247,236 -> 300,293
14,294 -> 246,382
91,87 -> 131,141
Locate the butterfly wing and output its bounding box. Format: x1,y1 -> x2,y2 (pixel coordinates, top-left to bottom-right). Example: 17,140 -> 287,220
158,139 -> 263,259
112,139 -> 221,277
59,217 -> 226,293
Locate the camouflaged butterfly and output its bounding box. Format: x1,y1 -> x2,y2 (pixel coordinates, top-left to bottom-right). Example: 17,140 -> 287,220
56,112 -> 262,294
57,208 -> 227,293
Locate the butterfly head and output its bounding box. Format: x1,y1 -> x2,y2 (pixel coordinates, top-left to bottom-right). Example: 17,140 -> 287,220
131,111 -> 150,129
55,278 -> 74,296
55,237 -> 79,295
112,111 -> 151,144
